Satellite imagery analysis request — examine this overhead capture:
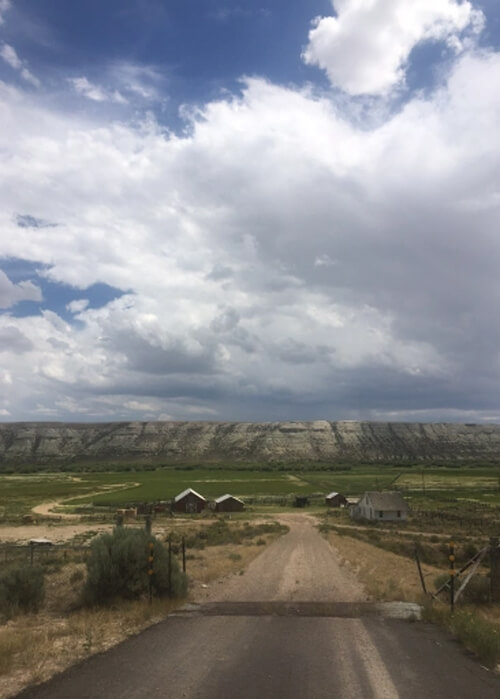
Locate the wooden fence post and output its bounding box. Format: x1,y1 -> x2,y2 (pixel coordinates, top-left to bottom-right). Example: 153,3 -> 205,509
414,543 -> 427,595
148,541 -> 154,605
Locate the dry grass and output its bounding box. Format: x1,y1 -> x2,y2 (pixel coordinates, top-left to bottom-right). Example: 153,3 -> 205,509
0,598 -> 182,698
186,535 -> 277,588
0,518 -> 284,699
326,530 -> 443,603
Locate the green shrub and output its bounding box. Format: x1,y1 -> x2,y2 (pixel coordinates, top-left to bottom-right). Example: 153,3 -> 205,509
460,575 -> 490,604
450,610 -> 500,667
434,573 -> 490,604
0,565 -> 45,618
70,569 -> 85,586
82,527 -> 187,605
423,603 -> 500,667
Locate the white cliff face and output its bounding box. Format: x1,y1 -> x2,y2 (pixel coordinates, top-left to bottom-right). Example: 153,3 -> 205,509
0,421 -> 500,467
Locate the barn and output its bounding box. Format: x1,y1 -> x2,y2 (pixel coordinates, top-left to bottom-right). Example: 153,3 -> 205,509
172,488 -> 207,514
350,491 -> 409,521
325,492 -> 348,508
214,494 -> 245,513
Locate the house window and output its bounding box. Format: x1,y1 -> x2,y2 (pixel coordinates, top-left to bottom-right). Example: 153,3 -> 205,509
379,511 -> 383,518
397,510 -> 401,518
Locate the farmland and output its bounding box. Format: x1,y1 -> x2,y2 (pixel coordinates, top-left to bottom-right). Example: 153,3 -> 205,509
1,465 -> 500,520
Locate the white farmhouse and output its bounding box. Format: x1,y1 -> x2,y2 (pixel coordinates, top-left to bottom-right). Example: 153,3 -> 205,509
350,491 -> 409,522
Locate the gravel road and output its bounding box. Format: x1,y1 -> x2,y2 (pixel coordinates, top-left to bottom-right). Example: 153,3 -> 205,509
17,514 -> 500,699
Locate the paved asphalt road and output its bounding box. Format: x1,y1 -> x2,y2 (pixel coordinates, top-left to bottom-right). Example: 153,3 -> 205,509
16,516 -> 500,698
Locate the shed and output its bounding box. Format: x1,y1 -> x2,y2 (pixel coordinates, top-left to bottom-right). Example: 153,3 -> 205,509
28,538 -> 53,546
214,494 -> 245,513
350,491 -> 409,521
325,492 -> 348,508
173,488 -> 207,514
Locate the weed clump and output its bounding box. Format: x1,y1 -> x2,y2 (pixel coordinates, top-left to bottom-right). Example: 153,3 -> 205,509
0,565 -> 45,618
424,602 -> 500,668
82,527 -> 187,605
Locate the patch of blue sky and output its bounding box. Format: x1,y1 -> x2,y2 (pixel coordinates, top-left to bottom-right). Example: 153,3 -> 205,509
0,258 -> 126,322
7,1 -> 331,114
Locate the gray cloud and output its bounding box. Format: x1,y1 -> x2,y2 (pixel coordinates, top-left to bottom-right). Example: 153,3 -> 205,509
1,45 -> 500,423
0,325 -> 33,352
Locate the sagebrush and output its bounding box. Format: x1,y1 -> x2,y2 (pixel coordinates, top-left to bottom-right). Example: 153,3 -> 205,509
83,527 -> 187,605
0,565 -> 45,618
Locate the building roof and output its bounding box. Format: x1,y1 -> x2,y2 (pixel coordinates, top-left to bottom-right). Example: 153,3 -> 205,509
215,493 -> 244,504
326,491 -> 340,499
365,491 -> 409,511
174,488 -> 207,503
29,538 -> 53,545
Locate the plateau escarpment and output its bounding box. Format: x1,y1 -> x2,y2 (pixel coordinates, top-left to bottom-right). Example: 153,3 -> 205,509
1,420 -> 500,469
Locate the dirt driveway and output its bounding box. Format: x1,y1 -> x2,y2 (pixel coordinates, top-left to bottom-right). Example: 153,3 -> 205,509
196,512 -> 367,603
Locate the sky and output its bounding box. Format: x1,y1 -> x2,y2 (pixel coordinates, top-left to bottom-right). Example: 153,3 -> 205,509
1,0 -> 500,425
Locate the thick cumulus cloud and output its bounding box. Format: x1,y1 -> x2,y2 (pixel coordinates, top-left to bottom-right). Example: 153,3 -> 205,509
303,0 -> 484,95
1,41 -> 500,421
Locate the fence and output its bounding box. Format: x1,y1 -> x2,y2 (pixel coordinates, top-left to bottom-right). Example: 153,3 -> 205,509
0,543 -> 90,566
416,537 -> 500,609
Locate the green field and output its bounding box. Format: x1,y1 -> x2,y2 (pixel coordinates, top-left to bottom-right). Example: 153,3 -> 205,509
1,465 -> 500,519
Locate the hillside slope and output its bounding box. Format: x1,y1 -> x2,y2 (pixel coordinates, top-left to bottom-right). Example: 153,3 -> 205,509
1,420 -> 500,468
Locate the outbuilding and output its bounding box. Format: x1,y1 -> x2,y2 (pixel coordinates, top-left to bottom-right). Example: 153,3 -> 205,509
350,491 -> 409,521
214,494 -> 245,513
172,488 -> 207,514
325,492 -> 348,508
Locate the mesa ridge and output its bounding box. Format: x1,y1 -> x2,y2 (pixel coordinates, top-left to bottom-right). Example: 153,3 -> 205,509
1,420 -> 499,468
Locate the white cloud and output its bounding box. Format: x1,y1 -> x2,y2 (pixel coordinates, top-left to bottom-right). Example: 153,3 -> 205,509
67,77 -> 127,104
0,43 -> 40,87
0,270 -> 42,308
0,0 -> 11,25
0,46 -> 500,420
66,299 -> 89,313
0,44 -> 40,89
1,43 -> 22,70
302,0 -> 484,95
107,62 -> 165,101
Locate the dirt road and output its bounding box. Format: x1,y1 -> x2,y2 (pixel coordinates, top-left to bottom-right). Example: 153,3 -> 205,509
17,514 -> 500,699
195,513 -> 366,604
